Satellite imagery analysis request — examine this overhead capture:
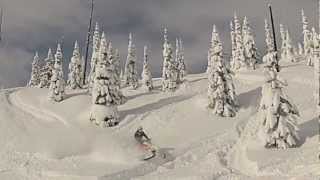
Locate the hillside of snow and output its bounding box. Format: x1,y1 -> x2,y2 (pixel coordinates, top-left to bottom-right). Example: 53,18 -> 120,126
0,62 -> 319,180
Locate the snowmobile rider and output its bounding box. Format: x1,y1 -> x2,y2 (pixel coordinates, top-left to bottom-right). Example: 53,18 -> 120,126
134,126 -> 151,144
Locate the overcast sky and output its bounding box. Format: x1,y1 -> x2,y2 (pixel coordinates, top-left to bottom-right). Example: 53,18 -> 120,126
0,0 -> 318,88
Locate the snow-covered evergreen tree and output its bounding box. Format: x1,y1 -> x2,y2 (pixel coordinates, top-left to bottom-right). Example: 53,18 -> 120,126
231,13 -> 246,71
81,56 -> 85,84
114,48 -> 121,83
39,48 -> 55,88
281,30 -> 295,62
49,44 -> 65,102
162,28 -> 178,91
90,38 -> 120,127
175,38 -> 180,76
124,33 -> 139,89
314,38 -> 320,103
177,38 -> 187,83
207,50 -> 211,73
107,42 -> 126,104
301,9 -> 312,57
67,41 -> 83,89
312,27 -> 319,48
263,19 -> 277,65
279,24 -> 287,60
264,19 -> 274,54
208,25 -> 238,117
28,52 -> 41,87
230,21 -> 236,68
114,49 -> 125,95
259,63 -> 300,149
88,23 -> 101,93
208,25 -> 220,73
279,24 -> 285,42
308,27 -> 319,66
242,16 -> 258,69
141,45 -> 153,91
263,51 -> 278,66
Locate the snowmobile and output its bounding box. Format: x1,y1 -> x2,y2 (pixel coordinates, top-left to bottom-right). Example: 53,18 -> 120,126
134,126 -> 157,160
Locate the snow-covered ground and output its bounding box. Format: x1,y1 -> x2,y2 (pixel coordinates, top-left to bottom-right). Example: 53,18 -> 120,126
0,62 -> 318,180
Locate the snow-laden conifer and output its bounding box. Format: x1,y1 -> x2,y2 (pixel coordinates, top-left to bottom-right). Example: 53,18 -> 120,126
259,63 -> 300,149
263,19 -> 277,65
208,25 -> 220,73
228,22 -> 235,67
39,48 -> 55,88
88,23 -> 101,92
107,42 -> 126,104
264,19 -> 274,54
141,46 -> 153,91
81,56 -> 85,84
208,25 -> 238,117
281,30 -> 295,62
308,27 -> 319,66
313,37 -> 320,104
231,13 -> 246,71
279,24 -> 286,60
301,9 -> 312,57
176,38 -> 187,84
28,52 -> 41,87
49,44 -> 65,102
114,48 -> 121,83
67,41 -> 83,89
124,33 -> 139,89
242,16 -> 258,69
162,28 -> 178,91
262,51 -> 278,66
90,38 -> 120,127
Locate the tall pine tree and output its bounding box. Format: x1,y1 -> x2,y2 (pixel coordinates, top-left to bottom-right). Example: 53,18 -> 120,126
259,64 -> 300,149
231,13 -> 246,71
141,45 -> 153,91
28,51 -> 41,87
67,41 -> 83,89
49,44 -> 65,102
124,33 -> 139,89
301,9 -> 312,57
264,19 -> 274,54
162,28 -> 178,91
39,48 -> 55,88
242,16 -> 258,69
208,25 -> 238,117
107,42 -> 126,104
90,37 -> 120,127
177,38 -> 187,83
88,23 -> 101,93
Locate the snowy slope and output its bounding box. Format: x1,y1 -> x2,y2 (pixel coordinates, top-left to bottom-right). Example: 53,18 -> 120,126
0,62 -> 318,180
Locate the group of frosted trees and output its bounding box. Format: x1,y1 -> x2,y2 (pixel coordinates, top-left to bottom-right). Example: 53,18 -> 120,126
258,8 -> 320,148
161,28 -> 187,92
229,14 -> 258,71
28,5 -> 320,148
208,10 -> 308,148
27,23 -> 187,127
28,42 -> 84,102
